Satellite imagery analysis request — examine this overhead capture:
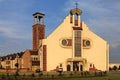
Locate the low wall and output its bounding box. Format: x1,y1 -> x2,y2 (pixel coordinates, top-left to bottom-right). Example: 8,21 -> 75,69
0,68 -> 30,73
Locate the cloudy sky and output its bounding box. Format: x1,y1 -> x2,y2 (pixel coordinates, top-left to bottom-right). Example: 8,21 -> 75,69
0,0 -> 120,63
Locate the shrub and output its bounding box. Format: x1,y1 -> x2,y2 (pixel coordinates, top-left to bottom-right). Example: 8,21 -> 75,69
38,72 -> 43,77
1,74 -> 5,79
112,65 -> 117,71
70,72 -> 73,77
31,73 -> 35,77
6,73 -> 9,77
118,65 -> 120,70
22,73 -> 26,78
109,67 -> 112,71
81,72 -> 83,76
15,71 -> 19,76
51,74 -> 55,78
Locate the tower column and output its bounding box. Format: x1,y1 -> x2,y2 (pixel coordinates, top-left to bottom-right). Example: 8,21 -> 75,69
32,12 -> 45,50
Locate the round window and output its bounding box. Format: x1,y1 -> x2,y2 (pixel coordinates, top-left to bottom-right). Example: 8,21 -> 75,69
85,40 -> 90,46
61,39 -> 68,46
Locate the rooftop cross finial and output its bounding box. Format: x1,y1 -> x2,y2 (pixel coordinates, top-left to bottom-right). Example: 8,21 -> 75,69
75,2 -> 78,9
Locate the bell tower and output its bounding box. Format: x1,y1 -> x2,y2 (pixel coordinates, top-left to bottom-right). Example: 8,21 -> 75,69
32,12 -> 45,50
70,6 -> 83,57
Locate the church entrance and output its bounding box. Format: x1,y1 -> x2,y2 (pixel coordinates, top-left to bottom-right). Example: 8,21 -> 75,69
66,61 -> 84,71
66,58 -> 86,71
73,61 -> 79,71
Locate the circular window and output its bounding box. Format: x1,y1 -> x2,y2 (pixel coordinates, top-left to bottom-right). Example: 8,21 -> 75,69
83,39 -> 91,48
86,40 -> 90,46
61,39 -> 68,46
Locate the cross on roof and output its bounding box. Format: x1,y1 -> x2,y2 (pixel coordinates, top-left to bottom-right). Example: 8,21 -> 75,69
75,2 -> 78,9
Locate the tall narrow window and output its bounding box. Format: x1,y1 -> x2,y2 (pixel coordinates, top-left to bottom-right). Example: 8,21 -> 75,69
74,14 -> 78,20
74,14 -> 78,26
74,30 -> 81,57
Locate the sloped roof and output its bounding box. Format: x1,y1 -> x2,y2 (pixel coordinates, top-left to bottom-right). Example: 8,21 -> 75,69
29,50 -> 38,55
17,52 -> 24,58
0,51 -> 25,61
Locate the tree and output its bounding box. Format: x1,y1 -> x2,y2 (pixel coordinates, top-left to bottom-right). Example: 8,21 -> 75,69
112,65 -> 117,71
15,63 -> 19,68
118,65 -> 120,70
0,64 -> 2,69
109,67 -> 112,71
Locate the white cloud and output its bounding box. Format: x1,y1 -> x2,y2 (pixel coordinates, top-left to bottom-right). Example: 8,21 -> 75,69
0,20 -> 31,39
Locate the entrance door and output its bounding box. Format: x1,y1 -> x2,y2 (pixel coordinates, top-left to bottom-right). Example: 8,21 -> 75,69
67,65 -> 71,71
80,65 -> 83,71
73,62 -> 79,71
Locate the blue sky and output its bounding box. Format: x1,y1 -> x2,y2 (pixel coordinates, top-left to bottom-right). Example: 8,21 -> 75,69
0,0 -> 120,63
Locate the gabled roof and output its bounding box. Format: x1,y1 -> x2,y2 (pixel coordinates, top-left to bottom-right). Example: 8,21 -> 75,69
29,50 -> 38,55
0,51 -> 25,61
16,52 -> 24,58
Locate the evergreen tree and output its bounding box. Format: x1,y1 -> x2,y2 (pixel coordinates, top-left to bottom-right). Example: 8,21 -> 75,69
112,65 -> 117,71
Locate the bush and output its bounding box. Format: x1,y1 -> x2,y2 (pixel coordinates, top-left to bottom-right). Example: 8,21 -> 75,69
22,73 -> 26,78
112,65 -> 117,71
1,74 -> 5,79
81,72 -> 83,76
15,71 -> 19,76
109,67 -> 112,71
70,72 -> 73,77
6,73 -> 9,77
51,74 -> 55,78
31,73 -> 35,77
38,72 -> 43,77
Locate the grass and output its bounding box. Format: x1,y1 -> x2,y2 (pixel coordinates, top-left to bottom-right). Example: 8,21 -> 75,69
0,71 -> 120,80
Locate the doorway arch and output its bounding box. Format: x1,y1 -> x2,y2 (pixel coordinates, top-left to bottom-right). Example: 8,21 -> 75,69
67,65 -> 71,71
80,65 -> 83,71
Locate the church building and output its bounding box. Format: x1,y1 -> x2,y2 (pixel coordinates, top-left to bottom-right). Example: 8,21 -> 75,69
32,8 -> 109,72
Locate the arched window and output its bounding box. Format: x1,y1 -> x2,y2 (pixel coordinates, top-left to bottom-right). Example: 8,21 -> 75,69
74,13 -> 78,20
67,65 -> 71,71
34,58 -> 35,61
36,58 -> 38,60
74,13 -> 78,26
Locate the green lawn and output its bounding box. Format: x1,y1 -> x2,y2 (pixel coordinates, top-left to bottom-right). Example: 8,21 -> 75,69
0,72 -> 120,80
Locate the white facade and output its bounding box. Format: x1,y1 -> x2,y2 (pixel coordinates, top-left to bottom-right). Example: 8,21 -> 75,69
39,8 -> 109,72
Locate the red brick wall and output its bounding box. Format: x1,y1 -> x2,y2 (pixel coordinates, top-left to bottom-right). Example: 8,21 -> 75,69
70,16 -> 73,23
43,45 -> 47,71
75,20 -> 78,26
32,24 -> 45,50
